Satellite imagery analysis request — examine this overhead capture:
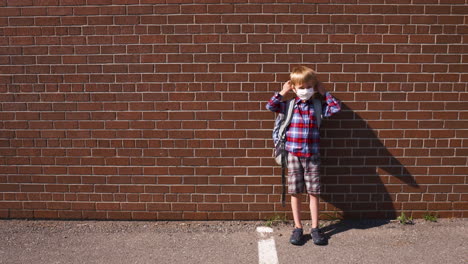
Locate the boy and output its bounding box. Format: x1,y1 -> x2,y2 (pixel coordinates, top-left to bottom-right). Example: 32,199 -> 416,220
266,66 -> 341,245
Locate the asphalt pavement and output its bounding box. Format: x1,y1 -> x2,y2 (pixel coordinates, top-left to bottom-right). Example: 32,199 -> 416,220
0,218 -> 466,264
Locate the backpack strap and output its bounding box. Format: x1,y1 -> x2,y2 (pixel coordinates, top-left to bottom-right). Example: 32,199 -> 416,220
279,99 -> 295,207
278,99 -> 295,140
312,98 -> 323,128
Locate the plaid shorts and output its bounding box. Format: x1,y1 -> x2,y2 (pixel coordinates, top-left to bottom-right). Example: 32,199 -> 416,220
287,153 -> 321,195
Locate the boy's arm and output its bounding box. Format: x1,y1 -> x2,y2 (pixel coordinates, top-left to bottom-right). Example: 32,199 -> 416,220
266,92 -> 286,114
316,81 -> 341,117
322,92 -> 341,117
265,81 -> 293,114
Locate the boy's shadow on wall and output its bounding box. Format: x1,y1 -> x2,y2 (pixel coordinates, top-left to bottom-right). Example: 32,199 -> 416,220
316,103 -> 419,239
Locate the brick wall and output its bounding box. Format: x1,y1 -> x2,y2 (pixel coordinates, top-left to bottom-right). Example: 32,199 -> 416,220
0,0 -> 467,221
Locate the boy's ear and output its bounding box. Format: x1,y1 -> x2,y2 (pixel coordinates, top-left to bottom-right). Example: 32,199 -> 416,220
292,87 -> 297,94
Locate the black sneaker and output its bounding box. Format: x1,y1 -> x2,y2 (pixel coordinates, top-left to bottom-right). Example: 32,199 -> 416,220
311,227 -> 327,245
290,227 -> 303,245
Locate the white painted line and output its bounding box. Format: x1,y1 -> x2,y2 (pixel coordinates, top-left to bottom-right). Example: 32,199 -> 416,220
256,226 -> 274,233
258,238 -> 279,264
257,226 -> 279,264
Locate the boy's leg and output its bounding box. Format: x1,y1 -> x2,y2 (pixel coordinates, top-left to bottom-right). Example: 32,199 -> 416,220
309,194 -> 319,228
304,155 -> 321,229
291,194 -> 302,228
290,193 -> 305,245
287,153 -> 305,228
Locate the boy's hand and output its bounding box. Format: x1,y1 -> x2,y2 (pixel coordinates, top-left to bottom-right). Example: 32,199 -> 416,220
316,81 -> 326,96
280,80 -> 294,96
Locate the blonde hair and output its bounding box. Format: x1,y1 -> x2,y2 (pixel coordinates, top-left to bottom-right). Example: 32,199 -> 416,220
290,66 -> 318,86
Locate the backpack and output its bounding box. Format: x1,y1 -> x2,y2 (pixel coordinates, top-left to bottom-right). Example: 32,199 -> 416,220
273,98 -> 323,207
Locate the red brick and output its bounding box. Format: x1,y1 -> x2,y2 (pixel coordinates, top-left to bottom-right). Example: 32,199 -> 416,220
1,2 -> 467,221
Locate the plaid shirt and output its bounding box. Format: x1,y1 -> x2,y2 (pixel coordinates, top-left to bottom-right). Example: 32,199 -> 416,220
266,92 -> 341,157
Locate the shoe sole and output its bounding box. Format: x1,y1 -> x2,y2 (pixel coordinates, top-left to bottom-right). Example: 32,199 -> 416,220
312,240 -> 327,246
290,237 -> 303,245
290,241 -> 304,246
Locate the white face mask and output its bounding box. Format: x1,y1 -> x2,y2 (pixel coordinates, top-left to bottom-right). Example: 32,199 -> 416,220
295,88 -> 314,101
